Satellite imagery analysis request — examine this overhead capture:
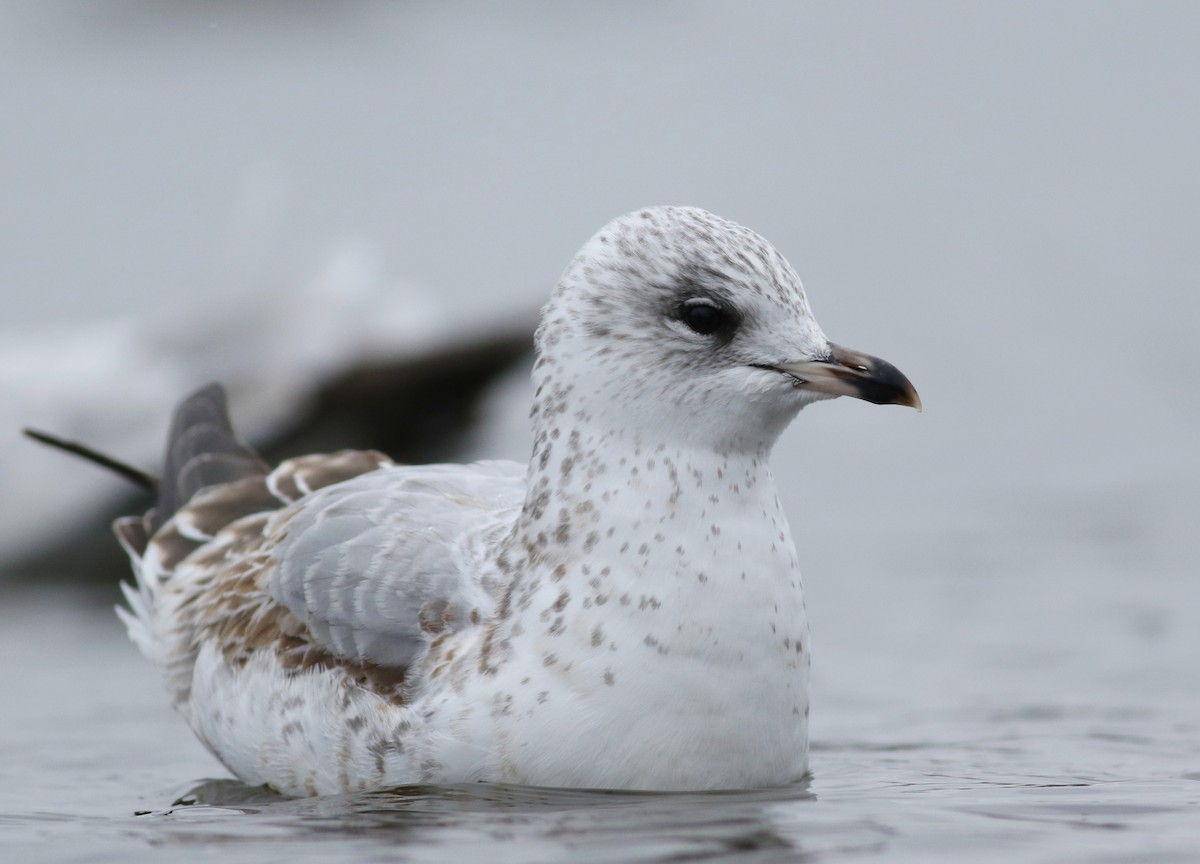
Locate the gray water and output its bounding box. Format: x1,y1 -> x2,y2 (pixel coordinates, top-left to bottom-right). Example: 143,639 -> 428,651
3,2 -> 1200,862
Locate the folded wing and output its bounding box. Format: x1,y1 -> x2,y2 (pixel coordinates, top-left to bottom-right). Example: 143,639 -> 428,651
265,460 -> 526,670
117,383 -> 526,713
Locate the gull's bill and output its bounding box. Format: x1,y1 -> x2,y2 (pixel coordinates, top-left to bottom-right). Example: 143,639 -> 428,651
768,343 -> 922,411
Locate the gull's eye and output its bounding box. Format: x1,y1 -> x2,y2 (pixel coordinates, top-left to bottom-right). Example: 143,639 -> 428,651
681,299 -> 729,336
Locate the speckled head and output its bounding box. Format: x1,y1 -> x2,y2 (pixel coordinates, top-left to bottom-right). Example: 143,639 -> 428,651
532,206 -> 919,455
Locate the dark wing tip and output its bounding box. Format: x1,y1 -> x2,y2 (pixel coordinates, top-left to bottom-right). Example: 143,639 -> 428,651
153,383 -> 270,532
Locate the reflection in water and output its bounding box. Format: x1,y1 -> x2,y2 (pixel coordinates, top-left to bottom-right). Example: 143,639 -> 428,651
158,780 -> 818,862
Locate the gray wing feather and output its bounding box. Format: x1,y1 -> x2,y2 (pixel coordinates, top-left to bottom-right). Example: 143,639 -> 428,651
268,460 -> 526,670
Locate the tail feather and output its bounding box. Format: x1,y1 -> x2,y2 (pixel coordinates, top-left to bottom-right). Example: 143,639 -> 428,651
152,383 -> 269,533
116,576 -> 155,661
114,383 -> 270,663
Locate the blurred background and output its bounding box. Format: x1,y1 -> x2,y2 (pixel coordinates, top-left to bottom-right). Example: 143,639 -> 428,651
1,2 -> 1198,854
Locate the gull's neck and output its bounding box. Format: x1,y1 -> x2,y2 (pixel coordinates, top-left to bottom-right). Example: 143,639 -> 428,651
499,385 -> 804,640
513,388 -> 784,571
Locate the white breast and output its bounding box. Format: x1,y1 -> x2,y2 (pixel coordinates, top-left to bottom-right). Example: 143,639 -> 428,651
419,446 -> 811,790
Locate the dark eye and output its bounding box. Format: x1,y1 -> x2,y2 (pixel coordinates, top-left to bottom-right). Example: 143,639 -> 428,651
681,299 -> 728,336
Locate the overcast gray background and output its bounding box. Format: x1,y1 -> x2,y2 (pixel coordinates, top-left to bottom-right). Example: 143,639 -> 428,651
4,0 -> 1199,708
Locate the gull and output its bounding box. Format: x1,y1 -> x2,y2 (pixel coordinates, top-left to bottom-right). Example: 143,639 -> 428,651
41,206 -> 919,796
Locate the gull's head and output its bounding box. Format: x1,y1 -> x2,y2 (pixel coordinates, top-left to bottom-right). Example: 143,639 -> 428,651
534,206 -> 919,453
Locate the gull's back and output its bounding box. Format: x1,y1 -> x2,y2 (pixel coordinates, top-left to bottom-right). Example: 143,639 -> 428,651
117,383 -> 526,795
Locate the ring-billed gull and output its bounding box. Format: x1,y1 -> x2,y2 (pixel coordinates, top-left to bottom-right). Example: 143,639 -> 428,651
98,206 -> 919,795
